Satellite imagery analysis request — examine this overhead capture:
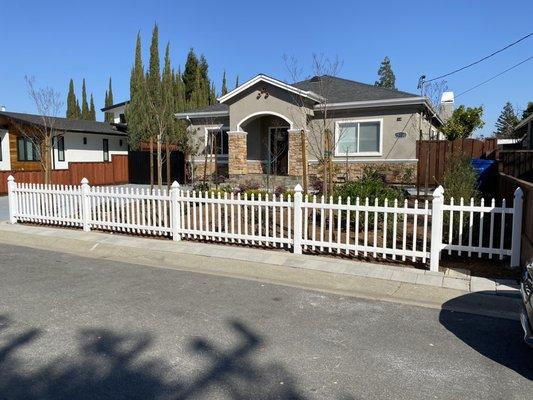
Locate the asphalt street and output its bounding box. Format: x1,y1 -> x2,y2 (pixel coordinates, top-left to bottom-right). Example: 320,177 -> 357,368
0,243 -> 531,399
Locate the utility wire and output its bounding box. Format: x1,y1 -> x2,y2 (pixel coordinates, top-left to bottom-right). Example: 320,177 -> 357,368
425,32 -> 533,83
455,55 -> 533,98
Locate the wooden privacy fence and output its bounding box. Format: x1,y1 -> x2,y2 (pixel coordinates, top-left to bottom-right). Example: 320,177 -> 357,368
6,177 -> 524,271
499,173 -> 533,266
498,150 -> 533,179
0,155 -> 128,194
416,138 -> 497,188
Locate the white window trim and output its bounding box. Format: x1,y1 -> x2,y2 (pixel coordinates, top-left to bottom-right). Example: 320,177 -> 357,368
204,125 -> 229,157
334,118 -> 383,157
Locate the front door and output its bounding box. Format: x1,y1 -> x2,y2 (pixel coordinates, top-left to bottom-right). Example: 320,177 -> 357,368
268,127 -> 289,175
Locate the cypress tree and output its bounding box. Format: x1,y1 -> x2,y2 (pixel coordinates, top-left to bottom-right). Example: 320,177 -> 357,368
199,55 -> 211,106
221,70 -> 228,96
126,31 -> 148,149
76,99 -> 81,118
66,79 -> 78,118
173,67 -> 186,112
89,94 -> 96,121
494,102 -> 520,138
209,82 -> 216,105
104,77 -> 114,122
183,48 -> 198,102
375,57 -> 396,89
147,24 -> 161,106
81,79 -> 89,120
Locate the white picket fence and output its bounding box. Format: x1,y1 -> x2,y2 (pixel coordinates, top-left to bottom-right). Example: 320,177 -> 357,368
6,176 -> 524,271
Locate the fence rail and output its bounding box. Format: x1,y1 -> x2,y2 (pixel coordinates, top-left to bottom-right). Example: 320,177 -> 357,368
6,176 -> 524,271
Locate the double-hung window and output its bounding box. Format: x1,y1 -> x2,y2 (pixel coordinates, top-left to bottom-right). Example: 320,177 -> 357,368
335,120 -> 382,156
57,136 -> 65,162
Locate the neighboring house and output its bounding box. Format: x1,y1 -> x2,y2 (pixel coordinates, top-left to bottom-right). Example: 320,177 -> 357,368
514,113 -> 533,150
0,111 -> 128,171
176,74 -> 443,184
101,101 -> 129,126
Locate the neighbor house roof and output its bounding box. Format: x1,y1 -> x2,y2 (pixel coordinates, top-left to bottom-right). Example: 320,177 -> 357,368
515,113 -> 533,131
101,100 -> 129,112
0,111 -> 127,136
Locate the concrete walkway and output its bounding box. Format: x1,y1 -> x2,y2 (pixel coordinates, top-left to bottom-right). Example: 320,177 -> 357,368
0,222 -> 521,320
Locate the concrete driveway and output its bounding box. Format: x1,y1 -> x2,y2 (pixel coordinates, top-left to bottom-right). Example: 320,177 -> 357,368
0,243 -> 531,400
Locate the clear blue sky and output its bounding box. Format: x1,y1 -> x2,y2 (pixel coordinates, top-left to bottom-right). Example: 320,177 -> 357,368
1,0 -> 532,137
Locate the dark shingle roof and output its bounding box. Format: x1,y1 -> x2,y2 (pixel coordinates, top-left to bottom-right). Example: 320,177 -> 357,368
0,111 -> 127,136
178,103 -> 229,116
101,100 -> 129,112
292,75 -> 418,103
179,103 -> 229,114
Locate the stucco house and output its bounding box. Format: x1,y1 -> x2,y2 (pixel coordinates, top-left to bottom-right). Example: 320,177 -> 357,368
176,74 -> 444,184
0,111 -> 128,171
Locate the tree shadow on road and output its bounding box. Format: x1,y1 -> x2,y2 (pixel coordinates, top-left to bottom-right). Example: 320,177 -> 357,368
439,292 -> 533,380
0,314 -> 356,399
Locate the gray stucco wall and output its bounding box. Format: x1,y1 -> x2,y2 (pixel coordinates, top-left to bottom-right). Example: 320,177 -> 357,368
227,82 -> 312,131
307,107 -> 438,161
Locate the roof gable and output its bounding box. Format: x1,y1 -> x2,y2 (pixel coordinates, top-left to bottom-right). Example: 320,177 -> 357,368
217,74 -> 324,104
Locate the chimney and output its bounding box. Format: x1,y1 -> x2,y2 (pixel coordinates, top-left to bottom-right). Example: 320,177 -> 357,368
439,92 -> 454,122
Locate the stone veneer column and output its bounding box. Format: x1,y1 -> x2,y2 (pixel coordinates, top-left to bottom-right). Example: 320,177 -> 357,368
227,131 -> 248,176
287,129 -> 308,177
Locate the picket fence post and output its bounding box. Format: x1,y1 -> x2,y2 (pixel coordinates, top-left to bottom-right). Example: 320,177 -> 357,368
429,185 -> 444,272
171,181 -> 181,241
80,178 -> 91,232
510,187 -> 523,268
7,175 -> 17,224
293,184 -> 303,254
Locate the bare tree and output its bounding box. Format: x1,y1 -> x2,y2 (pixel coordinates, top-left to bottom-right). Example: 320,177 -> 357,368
284,54 -> 343,197
11,77 -> 64,184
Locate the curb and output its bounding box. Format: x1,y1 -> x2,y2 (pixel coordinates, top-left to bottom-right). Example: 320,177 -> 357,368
0,222 -> 519,296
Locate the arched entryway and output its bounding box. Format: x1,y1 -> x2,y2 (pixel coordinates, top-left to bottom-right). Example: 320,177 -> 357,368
239,112 -> 293,176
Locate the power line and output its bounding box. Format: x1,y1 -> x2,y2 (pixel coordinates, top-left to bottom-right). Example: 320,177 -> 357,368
455,55 -> 533,98
425,32 -> 533,83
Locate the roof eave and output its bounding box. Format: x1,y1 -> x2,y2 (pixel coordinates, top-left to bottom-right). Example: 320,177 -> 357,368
515,113 -> 533,130
175,110 -> 230,119
314,97 -> 444,126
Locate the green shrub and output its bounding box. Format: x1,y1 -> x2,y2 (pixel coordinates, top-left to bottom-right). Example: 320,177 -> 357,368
442,154 -> 480,202
333,166 -> 407,204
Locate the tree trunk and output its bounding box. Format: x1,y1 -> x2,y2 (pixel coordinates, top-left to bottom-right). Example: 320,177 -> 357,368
42,138 -> 52,184
166,135 -> 171,189
300,129 -> 308,193
149,138 -> 154,191
327,130 -> 334,198
157,132 -> 163,189
202,134 -> 209,185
